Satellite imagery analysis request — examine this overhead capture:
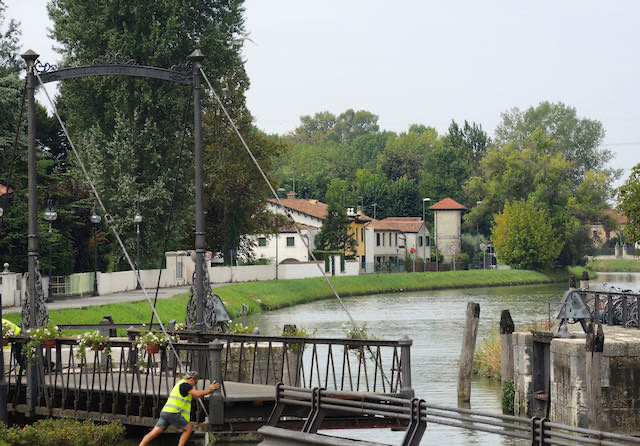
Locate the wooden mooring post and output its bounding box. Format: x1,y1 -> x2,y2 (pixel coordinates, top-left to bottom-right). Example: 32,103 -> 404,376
458,302 -> 480,402
586,323 -> 604,430
500,310 -> 515,385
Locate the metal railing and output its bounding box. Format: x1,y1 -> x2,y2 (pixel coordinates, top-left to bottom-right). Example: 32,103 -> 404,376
5,336 -> 223,426
175,331 -> 412,395
579,289 -> 640,328
267,385 -> 640,446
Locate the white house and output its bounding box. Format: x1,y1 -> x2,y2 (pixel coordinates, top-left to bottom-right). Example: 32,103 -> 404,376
250,223 -> 319,264
365,217 -> 430,270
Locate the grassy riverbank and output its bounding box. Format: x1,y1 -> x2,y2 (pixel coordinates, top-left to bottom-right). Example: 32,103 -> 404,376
3,268 -> 586,328
587,258 -> 640,272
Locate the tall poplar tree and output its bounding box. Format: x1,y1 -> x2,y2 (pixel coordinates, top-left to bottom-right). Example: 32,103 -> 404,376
48,0 -> 248,269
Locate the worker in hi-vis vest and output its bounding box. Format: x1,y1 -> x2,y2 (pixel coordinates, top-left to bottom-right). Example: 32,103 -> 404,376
2,318 -> 20,350
139,370 -> 219,446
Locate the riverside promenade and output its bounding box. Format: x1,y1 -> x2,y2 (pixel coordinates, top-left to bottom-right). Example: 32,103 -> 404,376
2,285 -> 193,314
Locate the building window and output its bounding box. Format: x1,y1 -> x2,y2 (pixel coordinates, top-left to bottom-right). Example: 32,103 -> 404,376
360,228 -> 364,241
419,236 -> 423,246
426,236 -> 430,246
258,237 -> 267,246
376,233 -> 380,246
176,256 -> 184,280
395,233 -> 398,246
286,237 -> 295,247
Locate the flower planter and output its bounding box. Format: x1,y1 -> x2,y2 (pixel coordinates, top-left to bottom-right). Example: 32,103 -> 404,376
146,344 -> 160,354
2,339 -> 8,347
91,343 -> 106,352
41,339 -> 56,349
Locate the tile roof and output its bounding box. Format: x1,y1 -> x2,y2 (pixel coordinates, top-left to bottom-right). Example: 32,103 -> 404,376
267,198 -> 328,220
604,209 -> 627,225
369,217 -> 425,233
429,197 -> 467,211
279,222 -> 318,233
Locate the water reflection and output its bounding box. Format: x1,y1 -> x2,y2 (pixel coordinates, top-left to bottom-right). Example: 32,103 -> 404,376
249,275 -> 639,444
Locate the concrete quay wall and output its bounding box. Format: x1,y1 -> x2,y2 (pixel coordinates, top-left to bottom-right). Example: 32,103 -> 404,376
513,328 -> 640,434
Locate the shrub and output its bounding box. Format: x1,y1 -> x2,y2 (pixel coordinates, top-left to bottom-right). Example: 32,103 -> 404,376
473,328 -> 501,379
0,418 -> 125,446
502,380 -> 515,414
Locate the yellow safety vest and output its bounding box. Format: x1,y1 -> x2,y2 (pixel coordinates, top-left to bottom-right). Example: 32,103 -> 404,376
162,379 -> 193,422
2,319 -> 20,350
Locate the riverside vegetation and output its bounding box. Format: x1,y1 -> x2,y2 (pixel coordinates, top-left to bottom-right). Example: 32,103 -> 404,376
2,268 -> 588,329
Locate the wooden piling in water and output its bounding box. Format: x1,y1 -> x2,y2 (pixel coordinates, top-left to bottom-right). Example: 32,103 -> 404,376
500,310 -> 515,385
458,302 -> 480,402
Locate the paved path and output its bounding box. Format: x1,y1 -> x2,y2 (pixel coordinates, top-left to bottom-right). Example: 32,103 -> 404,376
3,285 -> 193,314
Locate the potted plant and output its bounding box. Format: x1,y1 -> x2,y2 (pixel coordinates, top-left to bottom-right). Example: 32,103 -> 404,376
2,320 -> 18,347
135,330 -> 176,366
76,330 -> 111,360
23,322 -> 62,360
345,325 -> 379,360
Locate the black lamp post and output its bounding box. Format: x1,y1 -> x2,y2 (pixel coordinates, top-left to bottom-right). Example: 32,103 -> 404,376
422,197 -> 430,270
90,204 -> 101,296
44,199 -> 57,302
134,208 -> 142,289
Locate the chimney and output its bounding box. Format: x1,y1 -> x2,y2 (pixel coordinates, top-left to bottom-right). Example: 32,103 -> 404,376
356,205 -> 363,215
287,191 -> 297,199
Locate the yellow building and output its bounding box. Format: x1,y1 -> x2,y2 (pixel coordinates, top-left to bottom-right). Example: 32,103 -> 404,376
347,207 -> 373,271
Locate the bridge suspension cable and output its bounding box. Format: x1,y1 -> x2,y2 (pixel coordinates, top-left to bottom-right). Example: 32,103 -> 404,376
198,67 -> 364,338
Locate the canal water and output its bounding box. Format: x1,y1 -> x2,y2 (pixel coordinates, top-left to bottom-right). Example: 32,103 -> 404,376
248,272 -> 640,445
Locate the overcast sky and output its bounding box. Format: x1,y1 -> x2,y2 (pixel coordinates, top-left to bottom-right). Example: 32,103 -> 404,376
5,0 -> 640,188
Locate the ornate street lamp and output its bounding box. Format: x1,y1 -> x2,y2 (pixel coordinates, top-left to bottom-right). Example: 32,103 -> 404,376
134,209 -> 143,289
43,199 -> 57,302
90,204 -> 101,296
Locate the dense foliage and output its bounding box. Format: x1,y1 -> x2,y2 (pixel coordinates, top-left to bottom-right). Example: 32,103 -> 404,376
0,418 -> 125,446
491,200 -> 563,270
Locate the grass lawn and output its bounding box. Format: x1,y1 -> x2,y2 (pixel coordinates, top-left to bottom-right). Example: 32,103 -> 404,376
3,267 -> 586,328
587,258 -> 640,272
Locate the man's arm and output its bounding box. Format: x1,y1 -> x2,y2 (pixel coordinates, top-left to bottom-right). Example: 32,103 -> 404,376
188,381 -> 220,399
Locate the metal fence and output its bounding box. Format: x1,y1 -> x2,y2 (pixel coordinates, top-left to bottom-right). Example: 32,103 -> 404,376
174,331 -> 412,395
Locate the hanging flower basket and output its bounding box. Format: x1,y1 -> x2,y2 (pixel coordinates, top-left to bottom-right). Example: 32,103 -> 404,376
146,344 -> 160,354
2,339 -> 8,347
41,339 -> 57,349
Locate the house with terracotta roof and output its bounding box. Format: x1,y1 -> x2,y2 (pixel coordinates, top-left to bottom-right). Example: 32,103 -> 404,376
266,192 -> 328,229
265,193 -> 371,263
429,198 -> 466,265
364,216 -> 429,271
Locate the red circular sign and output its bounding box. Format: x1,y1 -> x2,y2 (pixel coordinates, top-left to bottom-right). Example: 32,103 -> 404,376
410,248 -> 415,254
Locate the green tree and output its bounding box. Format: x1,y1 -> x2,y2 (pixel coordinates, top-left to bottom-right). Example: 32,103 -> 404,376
420,143 -> 471,206
0,0 -> 20,75
48,0 -> 248,268
491,200 -> 563,270
388,175 -> 420,217
617,164 -> 640,244
315,200 -> 356,254
377,128 -> 437,181
354,169 -> 389,219
443,119 -> 489,166
494,101 -> 618,181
